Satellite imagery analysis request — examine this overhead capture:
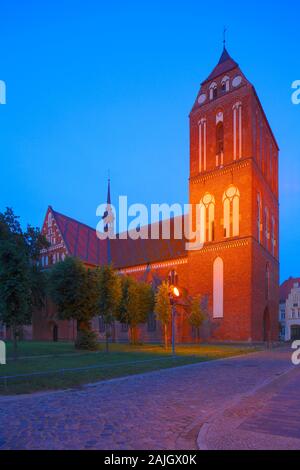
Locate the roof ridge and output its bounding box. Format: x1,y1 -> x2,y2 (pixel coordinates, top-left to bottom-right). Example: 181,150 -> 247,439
51,208 -> 99,235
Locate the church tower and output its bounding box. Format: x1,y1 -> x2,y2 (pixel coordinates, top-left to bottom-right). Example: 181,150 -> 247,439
188,47 -> 279,341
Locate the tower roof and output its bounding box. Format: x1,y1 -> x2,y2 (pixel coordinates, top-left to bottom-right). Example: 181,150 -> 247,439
202,47 -> 238,85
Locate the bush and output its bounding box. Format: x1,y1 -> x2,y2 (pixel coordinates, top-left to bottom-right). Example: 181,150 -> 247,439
75,329 -> 99,351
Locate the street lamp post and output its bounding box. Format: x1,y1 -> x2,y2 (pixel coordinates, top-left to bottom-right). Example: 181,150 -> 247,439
169,286 -> 180,357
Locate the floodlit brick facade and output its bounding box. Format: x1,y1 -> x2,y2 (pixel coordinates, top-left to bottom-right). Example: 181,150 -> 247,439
33,47 -> 279,343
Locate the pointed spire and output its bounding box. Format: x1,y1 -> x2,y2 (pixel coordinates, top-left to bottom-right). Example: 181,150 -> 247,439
223,26 -> 227,48
107,177 -> 111,205
218,46 -> 232,65
102,176 -> 113,265
201,45 -> 238,85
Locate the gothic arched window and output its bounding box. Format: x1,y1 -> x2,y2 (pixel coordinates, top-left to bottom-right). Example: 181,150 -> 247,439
213,257 -> 224,318
232,102 -> 242,160
199,193 -> 215,243
223,185 -> 240,238
168,269 -> 178,287
209,82 -> 217,100
216,122 -> 224,155
221,76 -> 230,92
216,111 -> 224,167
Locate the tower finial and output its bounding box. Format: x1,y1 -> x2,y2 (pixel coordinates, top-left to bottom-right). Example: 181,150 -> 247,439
223,26 -> 227,48
107,174 -> 111,205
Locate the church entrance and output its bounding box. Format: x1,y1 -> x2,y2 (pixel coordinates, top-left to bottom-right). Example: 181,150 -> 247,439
263,307 -> 270,342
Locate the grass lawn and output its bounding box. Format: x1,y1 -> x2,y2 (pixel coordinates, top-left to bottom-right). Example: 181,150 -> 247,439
0,341 -> 261,395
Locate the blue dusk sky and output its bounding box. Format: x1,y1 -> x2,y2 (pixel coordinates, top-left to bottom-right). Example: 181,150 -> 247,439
0,0 -> 299,282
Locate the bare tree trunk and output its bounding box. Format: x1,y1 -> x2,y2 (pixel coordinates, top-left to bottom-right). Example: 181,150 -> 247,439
164,324 -> 168,350
105,325 -> 109,353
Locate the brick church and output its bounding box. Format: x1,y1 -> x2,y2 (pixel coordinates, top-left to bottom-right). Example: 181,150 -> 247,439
33,46 -> 280,343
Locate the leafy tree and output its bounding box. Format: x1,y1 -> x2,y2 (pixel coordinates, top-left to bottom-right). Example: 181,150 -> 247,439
25,225 -> 49,310
0,238 -> 32,358
49,257 -> 99,349
188,295 -> 207,343
96,264 -> 122,352
117,277 -> 154,344
0,208 -> 48,358
154,281 -> 171,349
137,281 -> 155,327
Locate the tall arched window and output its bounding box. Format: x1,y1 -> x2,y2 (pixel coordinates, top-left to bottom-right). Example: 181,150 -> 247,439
233,102 -> 242,160
223,186 -> 240,238
216,122 -> 224,167
257,193 -> 262,242
213,257 -> 224,318
199,193 -> 215,243
198,118 -> 207,173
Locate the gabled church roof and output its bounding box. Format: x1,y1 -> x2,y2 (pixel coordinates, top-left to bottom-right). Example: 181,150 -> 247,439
202,47 -> 238,85
51,208 -> 109,267
45,207 -> 187,270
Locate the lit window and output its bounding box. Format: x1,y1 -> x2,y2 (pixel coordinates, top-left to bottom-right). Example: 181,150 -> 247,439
223,186 -> 240,238
216,122 -> 224,167
168,270 -> 178,286
199,193 -> 215,243
213,257 -> 224,318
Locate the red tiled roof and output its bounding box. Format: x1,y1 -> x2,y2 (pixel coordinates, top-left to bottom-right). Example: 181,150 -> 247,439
51,208 -> 187,269
280,278 -> 300,303
52,209 -> 109,266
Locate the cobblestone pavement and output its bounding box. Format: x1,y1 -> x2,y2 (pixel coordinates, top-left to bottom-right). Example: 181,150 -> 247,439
0,347 -> 295,450
199,356 -> 300,450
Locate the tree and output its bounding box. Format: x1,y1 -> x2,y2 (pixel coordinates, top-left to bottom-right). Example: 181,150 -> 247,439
117,277 -> 154,344
188,295 -> 207,343
0,238 -> 32,359
154,281 -> 171,349
24,224 -> 49,310
49,257 -> 98,349
0,208 -> 48,359
96,264 -> 122,353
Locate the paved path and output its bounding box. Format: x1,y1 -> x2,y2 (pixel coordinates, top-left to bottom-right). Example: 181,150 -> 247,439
0,347 -> 296,450
199,356 -> 300,450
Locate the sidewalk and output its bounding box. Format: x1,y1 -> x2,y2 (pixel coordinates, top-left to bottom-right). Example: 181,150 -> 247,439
198,362 -> 300,450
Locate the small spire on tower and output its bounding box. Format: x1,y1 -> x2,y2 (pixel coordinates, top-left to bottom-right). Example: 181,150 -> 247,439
107,172 -> 111,206
223,26 -> 227,49
102,175 -> 113,265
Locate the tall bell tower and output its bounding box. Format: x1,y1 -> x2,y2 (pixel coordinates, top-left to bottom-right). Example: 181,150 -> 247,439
187,47 -> 279,341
